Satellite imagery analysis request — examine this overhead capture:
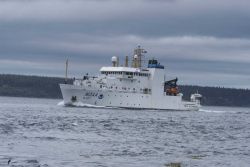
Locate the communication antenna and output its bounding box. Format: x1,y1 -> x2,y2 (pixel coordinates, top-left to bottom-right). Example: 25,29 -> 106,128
65,59 -> 69,83
133,45 -> 147,69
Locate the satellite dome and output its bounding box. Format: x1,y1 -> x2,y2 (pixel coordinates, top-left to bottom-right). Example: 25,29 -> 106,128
134,54 -> 138,59
111,56 -> 118,62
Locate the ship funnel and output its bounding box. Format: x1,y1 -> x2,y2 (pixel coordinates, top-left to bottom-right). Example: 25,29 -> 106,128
111,56 -> 118,67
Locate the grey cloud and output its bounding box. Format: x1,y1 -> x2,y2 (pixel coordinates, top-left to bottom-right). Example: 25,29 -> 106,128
0,0 -> 250,88
1,23 -> 250,64
2,31 -> 250,71
1,0 -> 250,38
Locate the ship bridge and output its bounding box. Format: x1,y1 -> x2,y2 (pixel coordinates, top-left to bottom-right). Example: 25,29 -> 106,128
148,59 -> 164,69
100,67 -> 141,73
100,67 -> 150,77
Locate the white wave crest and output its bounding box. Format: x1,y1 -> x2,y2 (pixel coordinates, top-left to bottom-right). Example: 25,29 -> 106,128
199,109 -> 227,113
71,101 -> 119,109
57,101 -> 65,106
57,101 -> 126,110
72,102 -> 104,108
72,122 -> 78,126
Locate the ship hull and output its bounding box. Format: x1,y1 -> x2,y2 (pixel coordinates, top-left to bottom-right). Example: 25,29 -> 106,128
60,84 -> 200,111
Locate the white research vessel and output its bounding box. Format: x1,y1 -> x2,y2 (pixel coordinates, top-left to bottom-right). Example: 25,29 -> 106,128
60,46 -> 202,111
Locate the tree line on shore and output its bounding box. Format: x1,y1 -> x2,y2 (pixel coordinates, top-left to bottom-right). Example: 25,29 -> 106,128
0,74 -> 249,107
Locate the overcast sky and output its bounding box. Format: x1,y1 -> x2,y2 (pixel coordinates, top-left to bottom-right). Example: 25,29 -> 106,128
0,0 -> 250,88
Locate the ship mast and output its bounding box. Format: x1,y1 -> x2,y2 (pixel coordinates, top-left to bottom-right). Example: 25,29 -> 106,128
65,59 -> 68,83
133,45 -> 147,69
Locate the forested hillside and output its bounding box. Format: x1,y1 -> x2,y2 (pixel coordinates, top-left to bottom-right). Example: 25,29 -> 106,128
0,74 -> 67,99
0,74 -> 249,107
179,85 -> 250,107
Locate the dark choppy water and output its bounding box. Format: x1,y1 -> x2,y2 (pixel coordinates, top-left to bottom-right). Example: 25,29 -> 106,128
0,97 -> 250,167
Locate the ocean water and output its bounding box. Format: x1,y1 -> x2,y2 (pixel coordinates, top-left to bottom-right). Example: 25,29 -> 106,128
0,97 -> 249,167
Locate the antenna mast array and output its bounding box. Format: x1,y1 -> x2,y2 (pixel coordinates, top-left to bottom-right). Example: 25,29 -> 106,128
133,45 -> 147,69
65,59 -> 68,83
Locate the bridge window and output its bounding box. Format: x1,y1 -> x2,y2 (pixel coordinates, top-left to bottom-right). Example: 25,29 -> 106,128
125,72 -> 133,75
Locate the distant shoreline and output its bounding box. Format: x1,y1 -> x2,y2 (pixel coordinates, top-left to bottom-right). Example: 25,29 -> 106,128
0,95 -> 61,100
0,74 -> 249,107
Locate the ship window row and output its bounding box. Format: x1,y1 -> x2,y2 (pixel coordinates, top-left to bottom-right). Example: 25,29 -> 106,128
101,71 -> 150,77
106,86 -> 151,93
101,71 -> 123,75
133,73 -> 149,77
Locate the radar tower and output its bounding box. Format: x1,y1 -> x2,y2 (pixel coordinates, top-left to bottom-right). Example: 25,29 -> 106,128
133,45 -> 147,69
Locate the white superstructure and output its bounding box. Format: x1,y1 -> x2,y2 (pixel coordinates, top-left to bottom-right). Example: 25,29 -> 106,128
60,46 -> 202,111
